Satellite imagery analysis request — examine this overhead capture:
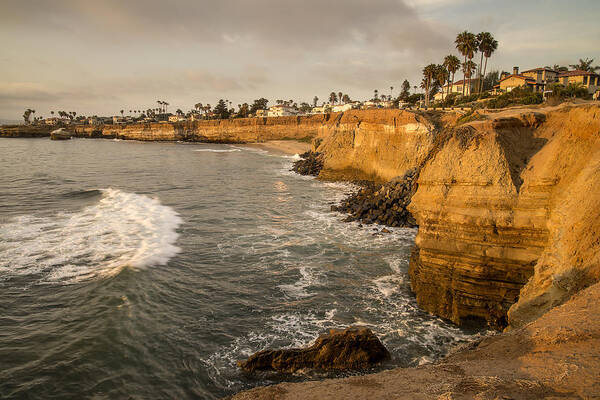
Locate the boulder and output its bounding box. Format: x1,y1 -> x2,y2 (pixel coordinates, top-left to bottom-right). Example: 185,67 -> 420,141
237,327 -> 390,373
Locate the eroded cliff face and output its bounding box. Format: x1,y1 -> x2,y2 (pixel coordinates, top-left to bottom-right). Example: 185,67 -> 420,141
313,105 -> 600,330
315,109 -> 436,182
74,114 -> 329,142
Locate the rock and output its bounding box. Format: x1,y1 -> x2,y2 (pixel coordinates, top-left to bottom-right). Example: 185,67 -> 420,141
237,327 -> 390,373
292,151 -> 324,176
330,168 -> 419,228
381,228 -> 391,234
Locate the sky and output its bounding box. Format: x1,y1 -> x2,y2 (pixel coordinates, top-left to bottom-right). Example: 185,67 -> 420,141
1,0 -> 599,120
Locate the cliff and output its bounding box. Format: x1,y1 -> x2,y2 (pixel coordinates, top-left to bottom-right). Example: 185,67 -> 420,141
231,103 -> 600,398
73,114 -> 330,142
311,104 -> 600,330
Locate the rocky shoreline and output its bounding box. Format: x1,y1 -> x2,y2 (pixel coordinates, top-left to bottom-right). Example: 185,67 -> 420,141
231,103 -> 600,399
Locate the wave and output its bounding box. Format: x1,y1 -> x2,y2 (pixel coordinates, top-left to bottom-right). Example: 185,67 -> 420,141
0,188 -> 183,284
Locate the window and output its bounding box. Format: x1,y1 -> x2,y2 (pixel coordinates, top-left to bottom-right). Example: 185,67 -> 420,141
583,76 -> 588,85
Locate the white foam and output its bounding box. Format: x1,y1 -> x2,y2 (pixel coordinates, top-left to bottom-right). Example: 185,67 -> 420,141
277,265 -> 322,299
0,188 -> 183,284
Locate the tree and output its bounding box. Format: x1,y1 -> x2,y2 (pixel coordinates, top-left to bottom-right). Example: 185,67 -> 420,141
435,65 -> 449,102
373,89 -> 379,101
237,103 -> 250,118
443,55 -> 461,98
569,58 -> 600,72
477,32 -> 498,93
313,96 -> 318,107
399,80 -> 411,101
342,94 -> 351,104
483,71 -> 500,91
23,109 -> 33,124
249,98 -> 269,115
214,99 -> 230,119
329,92 -> 338,105
422,64 -> 438,105
455,31 -> 478,96
548,64 -> 568,72
337,92 -> 343,105
462,60 -> 477,95
299,102 -> 312,113
176,108 -> 184,116
120,109 -> 124,117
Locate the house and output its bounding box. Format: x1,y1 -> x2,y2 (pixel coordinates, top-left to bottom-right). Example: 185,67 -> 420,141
522,67 -> 559,85
112,116 -> 126,124
311,106 -> 326,114
44,117 -> 70,125
557,70 -> 600,94
498,67 -> 545,93
434,78 -> 480,101
267,104 -> 298,117
331,103 -> 354,113
87,117 -> 101,125
255,109 -> 267,117
168,115 -> 186,122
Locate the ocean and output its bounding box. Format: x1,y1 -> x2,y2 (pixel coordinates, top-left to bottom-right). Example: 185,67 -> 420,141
0,138 -> 475,399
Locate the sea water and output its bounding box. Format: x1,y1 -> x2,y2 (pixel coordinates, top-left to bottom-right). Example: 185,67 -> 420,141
0,138 -> 476,399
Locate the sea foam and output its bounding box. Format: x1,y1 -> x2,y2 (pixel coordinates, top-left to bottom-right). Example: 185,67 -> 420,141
0,188 -> 183,283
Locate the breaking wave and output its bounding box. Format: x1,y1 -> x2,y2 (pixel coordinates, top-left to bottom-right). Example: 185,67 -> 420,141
0,188 -> 183,284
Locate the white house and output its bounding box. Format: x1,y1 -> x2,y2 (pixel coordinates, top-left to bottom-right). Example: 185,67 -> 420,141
331,103 -> 354,113
267,105 -> 298,117
168,115 -> 186,122
434,78 -> 480,101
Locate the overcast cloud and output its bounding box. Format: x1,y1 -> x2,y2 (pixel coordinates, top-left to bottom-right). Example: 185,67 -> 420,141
0,0 -> 599,119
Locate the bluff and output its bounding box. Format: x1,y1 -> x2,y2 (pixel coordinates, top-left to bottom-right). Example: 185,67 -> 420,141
73,114 -> 330,142
313,104 -> 600,329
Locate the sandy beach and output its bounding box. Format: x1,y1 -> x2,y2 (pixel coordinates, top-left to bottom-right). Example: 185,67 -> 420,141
243,140 -> 311,155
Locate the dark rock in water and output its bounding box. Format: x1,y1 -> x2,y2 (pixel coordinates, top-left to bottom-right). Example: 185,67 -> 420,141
237,327 -> 390,373
331,168 -> 419,228
50,128 -> 72,140
292,151 -> 323,176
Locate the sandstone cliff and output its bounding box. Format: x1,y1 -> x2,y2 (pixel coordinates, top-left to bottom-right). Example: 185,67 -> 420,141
73,114 -> 329,142
312,104 -> 599,330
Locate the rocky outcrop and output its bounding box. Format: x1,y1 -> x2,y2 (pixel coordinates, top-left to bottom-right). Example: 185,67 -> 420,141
291,151 -> 323,176
237,328 -> 390,373
0,124 -> 55,137
229,281 -> 600,399
331,169 -> 418,227
72,114 -> 331,142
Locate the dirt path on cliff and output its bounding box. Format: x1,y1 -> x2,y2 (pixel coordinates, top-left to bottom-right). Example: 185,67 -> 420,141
228,282 -> 600,399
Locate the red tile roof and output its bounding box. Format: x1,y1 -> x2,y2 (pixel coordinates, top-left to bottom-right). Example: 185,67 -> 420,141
558,69 -> 599,77
522,67 -> 558,73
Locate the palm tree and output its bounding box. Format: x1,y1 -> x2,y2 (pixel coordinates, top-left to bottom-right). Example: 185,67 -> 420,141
313,96 -> 318,107
443,55 -> 461,98
477,32 -> 498,93
51,111 -> 54,116
462,61 -> 477,95
435,65 -> 448,102
373,89 -> 379,101
455,31 -> 478,96
422,64 -> 438,105
329,92 -> 337,105
569,58 -> 600,72
120,109 -> 124,117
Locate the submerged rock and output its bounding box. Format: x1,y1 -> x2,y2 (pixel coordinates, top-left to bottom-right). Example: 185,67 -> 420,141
291,151 -> 323,176
237,327 -> 390,373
